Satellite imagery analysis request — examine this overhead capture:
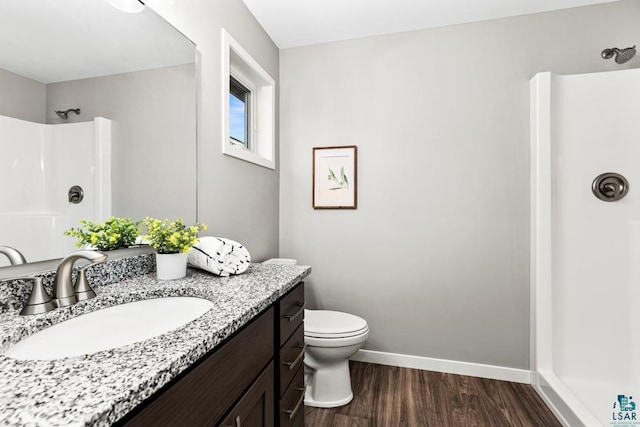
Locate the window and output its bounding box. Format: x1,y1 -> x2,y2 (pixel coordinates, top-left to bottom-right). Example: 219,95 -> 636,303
229,76 -> 250,148
222,29 -> 275,169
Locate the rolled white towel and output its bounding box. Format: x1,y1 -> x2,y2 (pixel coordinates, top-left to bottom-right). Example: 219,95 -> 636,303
188,236 -> 251,276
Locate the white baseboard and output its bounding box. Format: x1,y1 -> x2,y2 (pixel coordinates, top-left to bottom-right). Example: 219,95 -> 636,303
351,349 -> 531,384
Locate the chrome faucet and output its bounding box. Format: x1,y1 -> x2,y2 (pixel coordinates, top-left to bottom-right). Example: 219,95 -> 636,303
54,250 -> 108,307
0,246 -> 27,265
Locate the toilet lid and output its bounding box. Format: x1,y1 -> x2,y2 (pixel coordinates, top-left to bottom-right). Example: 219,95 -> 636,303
305,310 -> 368,338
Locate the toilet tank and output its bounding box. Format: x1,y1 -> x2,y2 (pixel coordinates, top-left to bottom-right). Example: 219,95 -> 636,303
262,258 -> 297,265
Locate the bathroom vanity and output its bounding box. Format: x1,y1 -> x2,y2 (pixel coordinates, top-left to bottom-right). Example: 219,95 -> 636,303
118,283 -> 306,427
0,257 -> 310,426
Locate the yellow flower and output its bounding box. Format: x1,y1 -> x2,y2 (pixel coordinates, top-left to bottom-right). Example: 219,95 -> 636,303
142,217 -> 207,254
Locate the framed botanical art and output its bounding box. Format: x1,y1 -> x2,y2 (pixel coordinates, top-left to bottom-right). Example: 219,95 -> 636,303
312,145 -> 357,209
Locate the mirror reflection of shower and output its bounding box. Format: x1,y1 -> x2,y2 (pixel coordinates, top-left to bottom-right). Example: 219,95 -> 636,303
55,108 -> 81,120
601,45 -> 636,64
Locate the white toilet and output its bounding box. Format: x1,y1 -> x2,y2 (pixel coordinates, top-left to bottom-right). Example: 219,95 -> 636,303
303,309 -> 369,407
262,258 -> 369,408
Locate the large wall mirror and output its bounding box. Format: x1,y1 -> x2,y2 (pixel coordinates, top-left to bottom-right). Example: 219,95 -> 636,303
0,0 -> 197,269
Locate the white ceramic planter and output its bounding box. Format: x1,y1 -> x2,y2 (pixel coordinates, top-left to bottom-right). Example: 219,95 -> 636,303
155,253 -> 187,280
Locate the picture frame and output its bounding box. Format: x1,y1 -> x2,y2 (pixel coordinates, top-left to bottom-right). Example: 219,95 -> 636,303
312,145 -> 357,209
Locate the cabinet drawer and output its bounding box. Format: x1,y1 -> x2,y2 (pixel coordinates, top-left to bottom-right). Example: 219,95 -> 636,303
279,283 -> 305,346
279,323 -> 305,398
120,307 -> 274,427
279,365 -> 305,427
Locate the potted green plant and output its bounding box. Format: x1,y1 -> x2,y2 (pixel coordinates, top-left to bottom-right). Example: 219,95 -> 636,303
64,217 -> 141,251
142,217 -> 207,280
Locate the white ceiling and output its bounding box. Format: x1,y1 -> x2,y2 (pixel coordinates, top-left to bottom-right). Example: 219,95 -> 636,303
0,0 -> 195,84
242,0 -> 619,49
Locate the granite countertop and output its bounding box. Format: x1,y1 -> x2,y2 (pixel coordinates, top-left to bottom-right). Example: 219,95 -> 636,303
0,263 -> 311,427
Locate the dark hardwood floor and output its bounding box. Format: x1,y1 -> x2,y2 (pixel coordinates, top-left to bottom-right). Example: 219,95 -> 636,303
304,362 -> 560,426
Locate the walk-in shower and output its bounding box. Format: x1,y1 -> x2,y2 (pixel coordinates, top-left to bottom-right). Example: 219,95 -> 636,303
530,69 -> 640,426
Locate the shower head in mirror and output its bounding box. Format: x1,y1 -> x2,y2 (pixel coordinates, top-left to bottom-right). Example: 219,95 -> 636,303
601,46 -> 636,64
55,108 -> 81,120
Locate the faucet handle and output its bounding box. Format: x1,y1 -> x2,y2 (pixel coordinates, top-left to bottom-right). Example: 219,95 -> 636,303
75,267 -> 97,302
3,276 -> 57,315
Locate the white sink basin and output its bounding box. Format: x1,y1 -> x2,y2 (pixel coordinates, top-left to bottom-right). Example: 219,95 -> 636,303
5,297 -> 213,360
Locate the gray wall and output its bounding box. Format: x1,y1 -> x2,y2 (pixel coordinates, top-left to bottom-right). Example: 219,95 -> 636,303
279,0 -> 640,369
46,64 -> 197,225
0,68 -> 45,123
151,0 -> 280,261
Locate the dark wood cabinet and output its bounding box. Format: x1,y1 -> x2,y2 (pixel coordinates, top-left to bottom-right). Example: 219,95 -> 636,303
277,284 -> 305,347
116,282 -> 306,427
219,362 -> 274,427
279,323 -> 304,397
278,363 -> 304,427
119,307 -> 274,427
275,284 -> 305,427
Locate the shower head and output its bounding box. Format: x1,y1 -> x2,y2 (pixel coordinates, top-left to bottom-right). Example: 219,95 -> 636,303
55,108 -> 81,120
601,46 -> 636,64
617,46 -> 637,64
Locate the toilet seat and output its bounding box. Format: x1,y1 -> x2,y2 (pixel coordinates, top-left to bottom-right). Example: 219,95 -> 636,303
305,329 -> 368,348
304,310 -> 369,341
306,326 -> 369,339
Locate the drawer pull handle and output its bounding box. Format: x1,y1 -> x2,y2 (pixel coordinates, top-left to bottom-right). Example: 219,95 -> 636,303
284,345 -> 306,371
235,415 -> 241,427
284,302 -> 305,322
284,388 -> 305,420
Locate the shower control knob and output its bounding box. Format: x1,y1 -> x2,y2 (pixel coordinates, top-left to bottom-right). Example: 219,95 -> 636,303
592,172 -> 629,202
68,185 -> 84,204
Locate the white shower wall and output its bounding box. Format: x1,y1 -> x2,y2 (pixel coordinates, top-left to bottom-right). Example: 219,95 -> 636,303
0,115 -> 111,266
531,69 -> 640,426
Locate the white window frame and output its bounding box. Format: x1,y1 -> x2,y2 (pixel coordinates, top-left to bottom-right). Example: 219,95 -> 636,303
221,29 -> 275,170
